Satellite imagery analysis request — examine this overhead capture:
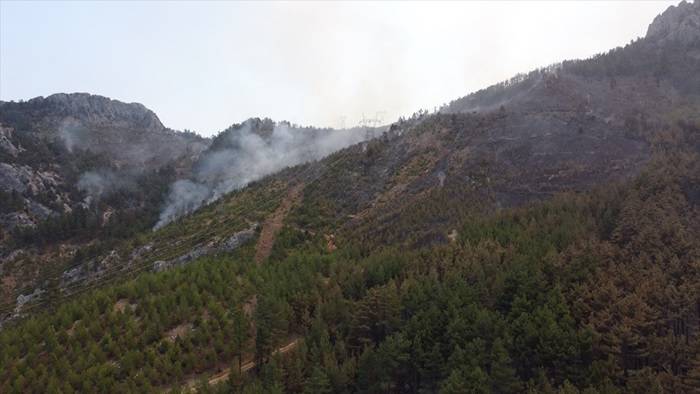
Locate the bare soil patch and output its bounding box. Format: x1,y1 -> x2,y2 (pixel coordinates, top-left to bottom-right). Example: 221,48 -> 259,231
164,322 -> 193,342
254,184 -> 304,263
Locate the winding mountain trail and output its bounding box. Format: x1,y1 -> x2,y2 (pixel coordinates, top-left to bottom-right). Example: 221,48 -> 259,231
180,338 -> 301,391
206,339 -> 300,387
254,183 -> 304,264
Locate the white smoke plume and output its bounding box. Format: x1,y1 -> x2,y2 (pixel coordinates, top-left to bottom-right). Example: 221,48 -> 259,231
154,119 -> 383,229
58,118 -> 87,153
77,170 -> 134,203
154,179 -> 211,226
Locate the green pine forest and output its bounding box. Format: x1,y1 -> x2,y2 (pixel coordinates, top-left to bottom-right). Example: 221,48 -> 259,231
1,120 -> 699,393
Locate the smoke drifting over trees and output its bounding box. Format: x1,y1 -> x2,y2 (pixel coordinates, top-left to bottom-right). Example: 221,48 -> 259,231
155,119 -> 383,228
57,118 -> 86,153
77,170 -> 133,202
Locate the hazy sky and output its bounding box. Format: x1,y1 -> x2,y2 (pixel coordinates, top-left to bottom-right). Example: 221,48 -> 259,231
1,1 -> 676,136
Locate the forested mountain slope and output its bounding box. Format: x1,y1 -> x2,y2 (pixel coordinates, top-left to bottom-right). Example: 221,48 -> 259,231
0,93 -> 210,308
267,1 -> 700,251
0,101 -> 382,311
2,121 -> 698,393
1,1 -> 700,393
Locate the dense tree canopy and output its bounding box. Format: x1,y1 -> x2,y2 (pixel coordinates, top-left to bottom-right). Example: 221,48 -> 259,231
2,123 -> 699,392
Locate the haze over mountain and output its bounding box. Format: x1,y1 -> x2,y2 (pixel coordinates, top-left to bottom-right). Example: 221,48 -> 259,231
0,93 -> 207,230
0,1 -> 677,134
1,1 -> 700,393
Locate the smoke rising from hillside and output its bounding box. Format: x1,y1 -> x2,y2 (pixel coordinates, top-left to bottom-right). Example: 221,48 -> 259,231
58,119 -> 87,153
155,120 -> 383,229
77,170 -> 134,203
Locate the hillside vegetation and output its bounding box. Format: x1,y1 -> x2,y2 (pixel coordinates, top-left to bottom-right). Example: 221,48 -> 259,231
1,119 -> 699,393
1,1 -> 700,393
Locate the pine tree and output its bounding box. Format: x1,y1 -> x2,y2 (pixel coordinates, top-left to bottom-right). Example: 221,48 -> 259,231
625,368 -> 663,394
255,296 -> 287,367
350,282 -> 401,347
440,369 -> 469,394
230,305 -> 249,374
228,361 -> 244,393
304,366 -> 332,394
283,353 -> 306,393
465,367 -> 491,394
557,380 -> 580,394
490,338 -> 522,393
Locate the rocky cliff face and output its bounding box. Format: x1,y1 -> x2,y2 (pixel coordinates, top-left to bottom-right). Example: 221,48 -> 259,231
647,0 -> 700,45
28,93 -> 165,132
0,93 -> 209,231
0,126 -> 22,157
0,93 -> 208,169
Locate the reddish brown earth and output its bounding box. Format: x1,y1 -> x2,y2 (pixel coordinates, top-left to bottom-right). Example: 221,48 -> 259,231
254,183 -> 304,264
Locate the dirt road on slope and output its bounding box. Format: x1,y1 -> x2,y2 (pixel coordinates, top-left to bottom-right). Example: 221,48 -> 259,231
254,184 -> 304,264
204,338 -> 301,387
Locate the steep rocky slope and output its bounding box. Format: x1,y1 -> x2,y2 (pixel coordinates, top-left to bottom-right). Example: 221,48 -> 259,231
1,3 -> 700,392
647,0 -> 700,44
0,106 -> 383,313
0,93 -> 209,231
0,94 -> 210,308
2,0 -> 699,331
